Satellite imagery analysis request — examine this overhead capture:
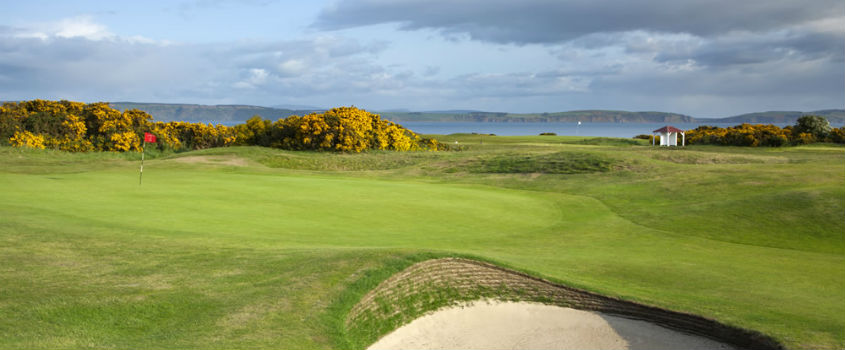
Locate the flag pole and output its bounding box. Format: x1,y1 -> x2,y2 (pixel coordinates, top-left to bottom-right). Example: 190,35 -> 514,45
139,138 -> 145,186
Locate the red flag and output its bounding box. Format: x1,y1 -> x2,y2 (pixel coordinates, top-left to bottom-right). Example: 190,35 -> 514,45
144,132 -> 157,143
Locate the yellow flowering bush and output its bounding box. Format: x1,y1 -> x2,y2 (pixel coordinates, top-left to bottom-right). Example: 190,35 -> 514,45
151,121 -> 183,150
828,127 -> 845,144
2,100 -> 432,152
268,106 -> 434,152
109,131 -> 141,152
9,131 -> 46,149
687,123 -> 793,147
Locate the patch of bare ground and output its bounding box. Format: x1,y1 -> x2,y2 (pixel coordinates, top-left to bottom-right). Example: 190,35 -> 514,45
349,258 -> 782,350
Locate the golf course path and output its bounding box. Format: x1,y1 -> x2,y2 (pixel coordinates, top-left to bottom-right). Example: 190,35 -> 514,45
368,300 -> 735,350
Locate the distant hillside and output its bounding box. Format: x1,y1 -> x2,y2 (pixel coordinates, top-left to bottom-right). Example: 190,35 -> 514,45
378,110 -> 695,123
705,110 -> 845,124
109,102 -> 316,123
107,102 -> 843,125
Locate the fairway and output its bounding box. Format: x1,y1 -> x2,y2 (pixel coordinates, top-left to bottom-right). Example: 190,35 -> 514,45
1,141 -> 843,349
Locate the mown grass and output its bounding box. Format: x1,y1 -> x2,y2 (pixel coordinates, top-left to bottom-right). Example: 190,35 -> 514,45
0,140 -> 843,349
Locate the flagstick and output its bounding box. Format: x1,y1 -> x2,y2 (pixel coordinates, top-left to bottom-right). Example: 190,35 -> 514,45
139,139 -> 145,186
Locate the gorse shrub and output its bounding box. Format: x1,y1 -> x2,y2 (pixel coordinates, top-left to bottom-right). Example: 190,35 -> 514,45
829,127 -> 845,144
233,107 -> 440,152
2,100 -> 437,152
685,118 -> 843,146
1,100 -> 236,152
275,107 -> 437,152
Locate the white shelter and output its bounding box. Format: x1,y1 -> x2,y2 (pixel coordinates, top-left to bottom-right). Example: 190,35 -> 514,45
653,126 -> 685,146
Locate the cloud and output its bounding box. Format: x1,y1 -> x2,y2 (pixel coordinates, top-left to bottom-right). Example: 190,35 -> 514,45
1,12 -> 842,117
313,0 -> 844,71
3,16 -> 162,44
0,16 -> 116,42
422,65 -> 440,77
234,68 -> 269,89
0,18 -> 404,106
569,27 -> 844,68
309,0 -> 844,115
53,16 -> 114,41
314,0 -> 843,43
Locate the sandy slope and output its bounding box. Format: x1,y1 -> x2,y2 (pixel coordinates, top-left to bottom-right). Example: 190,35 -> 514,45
368,301 -> 735,350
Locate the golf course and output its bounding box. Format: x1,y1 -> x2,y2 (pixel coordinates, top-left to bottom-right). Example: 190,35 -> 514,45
1,135 -> 843,349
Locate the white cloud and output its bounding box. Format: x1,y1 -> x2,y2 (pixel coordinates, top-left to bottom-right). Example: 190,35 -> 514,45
277,59 -> 307,76
53,16 -> 114,41
2,16 -> 172,46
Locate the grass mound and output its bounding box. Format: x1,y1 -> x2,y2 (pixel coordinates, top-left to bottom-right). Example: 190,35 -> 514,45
470,151 -> 615,174
648,150 -> 787,164
573,137 -> 642,146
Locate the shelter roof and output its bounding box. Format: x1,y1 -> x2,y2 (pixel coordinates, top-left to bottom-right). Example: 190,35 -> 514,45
653,126 -> 684,133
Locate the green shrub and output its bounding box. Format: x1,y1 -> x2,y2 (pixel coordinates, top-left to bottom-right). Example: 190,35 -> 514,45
793,115 -> 831,140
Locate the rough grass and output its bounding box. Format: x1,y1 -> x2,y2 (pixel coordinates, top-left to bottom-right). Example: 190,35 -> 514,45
468,151 -> 616,174
0,140 -> 843,349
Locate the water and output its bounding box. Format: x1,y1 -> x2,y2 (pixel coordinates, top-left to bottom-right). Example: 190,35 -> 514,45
203,120 -> 792,138
399,122 -> 790,138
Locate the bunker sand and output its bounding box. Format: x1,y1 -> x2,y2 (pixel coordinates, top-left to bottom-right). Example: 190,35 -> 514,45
350,258 -> 782,349
368,300 -> 735,350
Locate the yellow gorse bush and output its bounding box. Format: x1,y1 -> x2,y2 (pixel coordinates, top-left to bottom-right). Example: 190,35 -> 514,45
2,100 -> 435,152
0,100 -> 236,152
684,122 -> 845,146
237,106 -> 438,152
9,131 -> 46,149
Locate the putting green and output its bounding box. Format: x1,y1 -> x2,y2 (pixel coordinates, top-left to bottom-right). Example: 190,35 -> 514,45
1,169 -> 563,248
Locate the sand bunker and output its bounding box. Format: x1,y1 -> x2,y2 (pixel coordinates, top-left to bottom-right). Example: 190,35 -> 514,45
368,300 -> 735,350
349,258 -> 781,349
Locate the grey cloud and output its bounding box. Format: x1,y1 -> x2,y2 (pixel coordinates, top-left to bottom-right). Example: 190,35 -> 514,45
654,30 -> 845,67
314,0 -> 845,85
422,65 -> 440,77
314,0 -> 842,44
591,57 -> 844,98
424,70 -> 594,100
1,17 -> 841,117
0,28 -> 398,105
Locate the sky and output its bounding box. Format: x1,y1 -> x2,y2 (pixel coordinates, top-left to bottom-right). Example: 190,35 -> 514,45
0,0 -> 842,117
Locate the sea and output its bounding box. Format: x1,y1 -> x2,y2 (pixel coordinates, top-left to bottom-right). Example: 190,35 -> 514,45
206,121 -> 792,138
398,122 -> 791,138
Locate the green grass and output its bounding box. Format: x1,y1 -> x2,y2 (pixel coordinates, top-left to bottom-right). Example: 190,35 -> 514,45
468,151 -> 616,174
0,141 -> 843,349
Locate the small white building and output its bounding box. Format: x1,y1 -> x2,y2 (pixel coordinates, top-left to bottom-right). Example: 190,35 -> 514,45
653,126 -> 685,146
